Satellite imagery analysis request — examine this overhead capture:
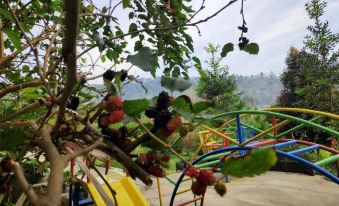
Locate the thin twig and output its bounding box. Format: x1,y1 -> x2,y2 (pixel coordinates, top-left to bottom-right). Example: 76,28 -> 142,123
135,117 -> 192,166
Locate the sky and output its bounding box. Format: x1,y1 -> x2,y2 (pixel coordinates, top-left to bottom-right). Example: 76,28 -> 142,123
87,0 -> 339,83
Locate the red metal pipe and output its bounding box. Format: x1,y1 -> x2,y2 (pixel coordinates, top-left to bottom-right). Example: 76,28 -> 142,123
105,160 -> 110,175
175,196 -> 203,206
70,159 -> 75,177
276,139 -> 339,154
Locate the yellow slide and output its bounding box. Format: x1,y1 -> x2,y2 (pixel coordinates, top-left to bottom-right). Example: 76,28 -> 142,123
85,172 -> 149,206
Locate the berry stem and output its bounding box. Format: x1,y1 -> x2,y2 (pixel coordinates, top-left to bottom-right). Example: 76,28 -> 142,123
135,117 -> 192,167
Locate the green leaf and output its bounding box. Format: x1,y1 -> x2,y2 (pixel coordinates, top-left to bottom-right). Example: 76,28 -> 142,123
192,101 -> 211,113
221,43 -> 234,57
0,7 -> 14,21
101,55 -> 106,63
104,79 -> 120,96
173,95 -> 192,113
221,148 -> 277,178
128,12 -> 134,19
123,0 -> 131,8
20,87 -> 42,101
86,5 -> 94,13
5,29 -> 22,50
161,76 -> 192,92
242,43 -> 259,55
123,98 -> 150,116
128,23 -> 138,38
0,128 -> 26,151
126,47 -> 157,72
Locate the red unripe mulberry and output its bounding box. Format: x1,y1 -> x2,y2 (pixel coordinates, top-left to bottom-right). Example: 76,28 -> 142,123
166,116 -> 182,131
191,181 -> 207,196
106,96 -> 123,111
185,166 -> 199,178
160,128 -> 174,137
108,110 -> 124,123
197,169 -> 215,186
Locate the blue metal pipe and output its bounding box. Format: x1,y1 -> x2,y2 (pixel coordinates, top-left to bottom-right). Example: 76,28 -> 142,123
287,145 -> 320,156
270,140 -> 298,148
169,146 -> 339,206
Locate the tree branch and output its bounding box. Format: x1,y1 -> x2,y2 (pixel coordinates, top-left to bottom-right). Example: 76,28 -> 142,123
57,0 -> 80,126
110,0 -> 239,41
0,101 -> 46,123
0,80 -> 43,99
135,118 -> 192,166
0,35 -> 48,67
10,161 -> 39,205
66,138 -> 103,160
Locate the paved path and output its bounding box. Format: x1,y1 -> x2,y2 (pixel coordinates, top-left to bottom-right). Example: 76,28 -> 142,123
136,171 -> 339,206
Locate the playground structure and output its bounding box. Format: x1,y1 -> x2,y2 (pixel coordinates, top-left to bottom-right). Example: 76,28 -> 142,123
162,108 -> 339,206
60,107 -> 338,206
69,153 -> 149,206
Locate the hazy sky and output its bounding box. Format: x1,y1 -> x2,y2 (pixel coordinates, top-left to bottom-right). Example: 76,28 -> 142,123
87,0 -> 339,83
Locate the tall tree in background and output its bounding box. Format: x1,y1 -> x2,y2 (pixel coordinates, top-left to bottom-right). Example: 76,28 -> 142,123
197,43 -> 245,112
277,0 -> 339,143
278,0 -> 339,113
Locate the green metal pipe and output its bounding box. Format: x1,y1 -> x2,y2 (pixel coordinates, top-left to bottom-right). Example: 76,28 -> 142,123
315,154 -> 339,166
165,176 -> 177,185
200,151 -> 231,162
210,110 -> 339,137
240,122 -> 274,138
196,159 -> 220,169
277,116 -> 324,138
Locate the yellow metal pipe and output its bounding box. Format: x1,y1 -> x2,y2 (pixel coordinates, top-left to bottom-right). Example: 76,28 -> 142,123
264,107 -> 339,120
201,125 -> 239,145
240,120 -> 290,146
218,114 -> 248,130
192,133 -> 213,160
157,178 -> 163,206
176,187 -> 192,195
182,177 -> 192,182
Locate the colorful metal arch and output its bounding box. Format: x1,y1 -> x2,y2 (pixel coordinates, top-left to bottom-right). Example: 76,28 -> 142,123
209,110 -> 339,137
170,141 -> 339,206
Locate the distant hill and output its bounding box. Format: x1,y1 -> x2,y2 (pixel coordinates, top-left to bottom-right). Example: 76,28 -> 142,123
92,73 -> 282,108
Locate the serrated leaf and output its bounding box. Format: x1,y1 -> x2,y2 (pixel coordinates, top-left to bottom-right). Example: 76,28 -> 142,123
126,47 -> 157,72
0,128 -> 26,151
123,98 -> 150,116
5,29 -> 22,50
221,43 -> 234,57
221,148 -> 277,178
242,43 -> 259,55
161,76 -> 192,92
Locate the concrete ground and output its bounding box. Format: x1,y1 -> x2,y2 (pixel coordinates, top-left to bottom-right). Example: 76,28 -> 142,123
136,171 -> 339,206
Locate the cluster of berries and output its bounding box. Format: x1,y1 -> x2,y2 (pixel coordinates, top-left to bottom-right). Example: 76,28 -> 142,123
98,95 -> 125,127
145,91 -> 181,137
0,158 -> 12,194
238,24 -> 249,49
103,70 -> 128,82
136,151 -> 171,177
185,167 -> 215,195
185,166 -> 227,197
